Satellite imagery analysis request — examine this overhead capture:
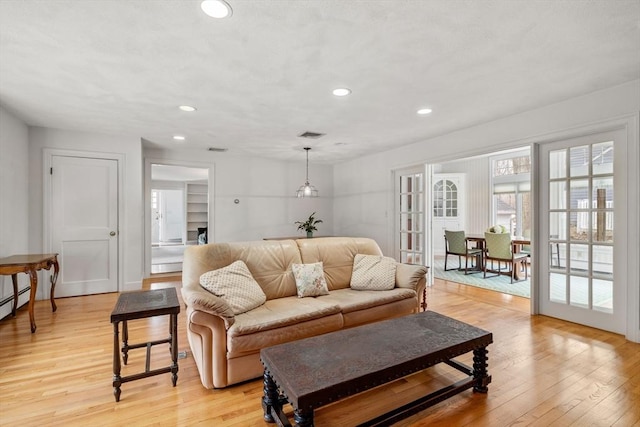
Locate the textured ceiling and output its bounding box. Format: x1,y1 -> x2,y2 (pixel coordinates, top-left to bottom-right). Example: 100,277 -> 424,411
1,0 -> 639,164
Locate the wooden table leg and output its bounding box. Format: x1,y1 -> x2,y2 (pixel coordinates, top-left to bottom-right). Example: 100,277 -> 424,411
122,320 -> 129,365
112,321 -> 122,402
472,346 -> 491,393
293,409 -> 314,427
262,370 -> 280,423
27,269 -> 38,333
11,274 -> 18,317
50,257 -> 59,312
170,313 -> 178,386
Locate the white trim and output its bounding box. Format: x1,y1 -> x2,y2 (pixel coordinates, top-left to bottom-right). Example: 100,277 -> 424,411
144,158 -> 214,277
43,148 -> 125,297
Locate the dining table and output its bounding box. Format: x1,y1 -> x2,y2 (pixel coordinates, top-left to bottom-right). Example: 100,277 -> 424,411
464,234 -> 531,280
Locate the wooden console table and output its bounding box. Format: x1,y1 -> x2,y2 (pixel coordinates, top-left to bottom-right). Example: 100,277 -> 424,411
0,253 -> 59,333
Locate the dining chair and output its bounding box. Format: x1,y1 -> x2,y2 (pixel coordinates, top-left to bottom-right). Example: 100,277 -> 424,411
444,230 -> 483,274
483,232 -> 529,283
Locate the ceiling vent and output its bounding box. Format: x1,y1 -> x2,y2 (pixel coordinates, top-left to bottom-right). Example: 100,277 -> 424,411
298,131 -> 325,139
208,147 -> 228,152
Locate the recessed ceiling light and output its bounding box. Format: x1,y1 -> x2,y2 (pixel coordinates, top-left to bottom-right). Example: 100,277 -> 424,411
201,0 -> 232,18
332,88 -> 351,97
178,105 -> 197,112
417,108 -> 433,115
173,135 -> 186,141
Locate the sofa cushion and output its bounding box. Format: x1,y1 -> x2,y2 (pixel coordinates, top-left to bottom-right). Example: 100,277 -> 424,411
316,287 -> 416,314
291,262 -> 330,297
200,260 -> 267,315
350,254 -> 397,291
227,296 -> 341,337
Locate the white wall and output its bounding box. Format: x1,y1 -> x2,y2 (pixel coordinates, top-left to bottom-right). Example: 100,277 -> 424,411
334,79 -> 640,341
0,106 -> 30,318
144,148 -> 334,242
28,127 -> 144,294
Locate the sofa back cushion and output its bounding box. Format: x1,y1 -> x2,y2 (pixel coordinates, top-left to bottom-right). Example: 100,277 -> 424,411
183,240 -> 301,300
296,237 -> 383,290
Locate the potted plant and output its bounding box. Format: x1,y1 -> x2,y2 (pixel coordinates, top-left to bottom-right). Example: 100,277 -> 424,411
295,212 -> 323,238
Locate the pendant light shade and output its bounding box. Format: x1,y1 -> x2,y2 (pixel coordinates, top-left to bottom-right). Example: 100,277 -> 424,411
296,147 -> 318,198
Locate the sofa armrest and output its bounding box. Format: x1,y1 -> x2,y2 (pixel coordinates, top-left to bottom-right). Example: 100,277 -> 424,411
182,286 -> 235,328
395,263 -> 428,290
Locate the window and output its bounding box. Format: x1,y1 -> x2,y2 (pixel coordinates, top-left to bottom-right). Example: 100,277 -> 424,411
433,179 -> 458,218
490,150 -> 531,237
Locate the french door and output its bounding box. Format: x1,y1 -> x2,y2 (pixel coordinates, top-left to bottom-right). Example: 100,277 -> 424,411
395,167 -> 425,265
539,129 -> 626,333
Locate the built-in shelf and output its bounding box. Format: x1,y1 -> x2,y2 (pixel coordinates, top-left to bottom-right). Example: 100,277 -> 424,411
186,183 -> 208,243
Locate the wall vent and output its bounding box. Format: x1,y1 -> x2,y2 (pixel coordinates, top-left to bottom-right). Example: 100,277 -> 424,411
298,131 -> 325,139
208,147 -> 228,152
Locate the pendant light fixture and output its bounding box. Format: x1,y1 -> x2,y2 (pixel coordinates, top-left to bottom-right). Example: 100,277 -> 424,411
296,147 -> 318,198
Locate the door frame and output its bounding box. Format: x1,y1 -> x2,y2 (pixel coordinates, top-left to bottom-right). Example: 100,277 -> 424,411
144,158 -> 214,277
43,149 -> 125,298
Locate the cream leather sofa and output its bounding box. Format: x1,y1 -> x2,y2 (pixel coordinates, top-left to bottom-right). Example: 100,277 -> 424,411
181,237 -> 428,389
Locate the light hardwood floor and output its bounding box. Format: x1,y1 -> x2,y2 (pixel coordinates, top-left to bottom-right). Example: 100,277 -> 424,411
1,276 -> 638,427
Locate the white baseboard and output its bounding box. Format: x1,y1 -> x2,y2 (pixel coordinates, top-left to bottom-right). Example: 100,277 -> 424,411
0,290 -> 30,321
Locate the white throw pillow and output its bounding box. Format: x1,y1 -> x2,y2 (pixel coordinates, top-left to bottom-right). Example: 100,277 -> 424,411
199,260 -> 266,315
291,262 -> 330,298
350,254 -> 397,291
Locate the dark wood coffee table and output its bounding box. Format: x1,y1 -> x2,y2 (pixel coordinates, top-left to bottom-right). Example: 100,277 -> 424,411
260,311 -> 492,426
110,288 -> 180,402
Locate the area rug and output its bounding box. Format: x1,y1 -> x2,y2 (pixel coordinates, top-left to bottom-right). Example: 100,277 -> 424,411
432,257 -> 531,298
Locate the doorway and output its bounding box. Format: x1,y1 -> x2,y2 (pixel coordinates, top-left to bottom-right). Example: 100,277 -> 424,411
147,163 -> 210,275
426,148 -> 532,299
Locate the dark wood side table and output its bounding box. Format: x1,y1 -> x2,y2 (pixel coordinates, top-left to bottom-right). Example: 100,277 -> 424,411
110,288 -> 180,402
0,253 -> 59,333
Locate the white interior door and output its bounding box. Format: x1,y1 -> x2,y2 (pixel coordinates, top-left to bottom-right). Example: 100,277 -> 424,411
432,174 -> 466,255
51,156 -> 118,296
539,129 -> 626,334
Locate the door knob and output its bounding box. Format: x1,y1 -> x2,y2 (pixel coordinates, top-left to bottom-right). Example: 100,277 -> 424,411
110,231 -> 116,236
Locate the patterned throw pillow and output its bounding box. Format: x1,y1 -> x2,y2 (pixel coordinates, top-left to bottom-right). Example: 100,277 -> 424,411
199,260 -> 267,315
291,262 -> 330,298
350,254 -> 397,291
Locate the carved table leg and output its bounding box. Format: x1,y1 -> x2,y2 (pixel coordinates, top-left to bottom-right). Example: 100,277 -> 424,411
27,269 -> 38,333
10,274 -> 18,316
49,258 -> 59,312
293,408 -> 314,427
262,370 -> 280,423
472,346 -> 491,393
112,321 -> 122,402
